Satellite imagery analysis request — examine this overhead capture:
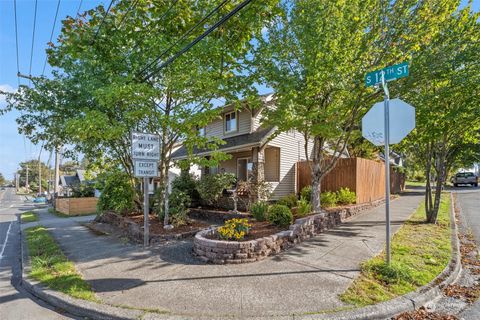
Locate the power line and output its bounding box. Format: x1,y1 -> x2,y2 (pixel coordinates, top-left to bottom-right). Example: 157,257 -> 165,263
143,0 -> 255,81
42,0 -> 62,76
92,0 -> 116,43
28,0 -> 39,84
138,0 -> 230,78
76,0 -> 83,16
116,0 -> 140,30
117,0 -> 179,68
13,0 -> 20,86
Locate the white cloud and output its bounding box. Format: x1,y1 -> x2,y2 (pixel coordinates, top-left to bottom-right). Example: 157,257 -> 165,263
0,84 -> 16,105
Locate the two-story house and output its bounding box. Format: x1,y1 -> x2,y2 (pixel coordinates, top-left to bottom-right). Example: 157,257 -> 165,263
171,94 -> 312,200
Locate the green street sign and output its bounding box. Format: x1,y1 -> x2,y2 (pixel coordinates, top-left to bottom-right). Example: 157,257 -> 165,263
365,62 -> 409,87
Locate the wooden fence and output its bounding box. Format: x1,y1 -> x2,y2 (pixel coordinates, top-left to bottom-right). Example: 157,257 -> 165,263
55,197 -> 98,215
296,158 -> 405,204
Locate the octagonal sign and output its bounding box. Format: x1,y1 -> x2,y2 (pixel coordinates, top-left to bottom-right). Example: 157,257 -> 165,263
362,98 -> 415,146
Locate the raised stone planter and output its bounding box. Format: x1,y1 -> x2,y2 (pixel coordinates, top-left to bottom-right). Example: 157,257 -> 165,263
193,198 -> 388,264
94,212 -> 206,244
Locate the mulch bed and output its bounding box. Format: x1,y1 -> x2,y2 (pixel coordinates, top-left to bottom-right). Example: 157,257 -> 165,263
394,307 -> 458,320
128,214 -> 210,235
206,220 -> 284,241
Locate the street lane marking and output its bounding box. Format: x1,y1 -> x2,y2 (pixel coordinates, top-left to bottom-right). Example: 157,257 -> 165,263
0,222 -> 13,262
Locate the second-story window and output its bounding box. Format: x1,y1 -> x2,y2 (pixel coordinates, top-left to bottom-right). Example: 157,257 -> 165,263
224,111 -> 237,133
198,126 -> 205,136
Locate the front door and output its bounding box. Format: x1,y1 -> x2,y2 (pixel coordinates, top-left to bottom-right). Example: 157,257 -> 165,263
237,158 -> 253,181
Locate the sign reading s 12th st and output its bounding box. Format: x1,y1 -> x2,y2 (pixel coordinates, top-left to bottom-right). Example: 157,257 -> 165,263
365,62 -> 409,87
131,132 -> 160,161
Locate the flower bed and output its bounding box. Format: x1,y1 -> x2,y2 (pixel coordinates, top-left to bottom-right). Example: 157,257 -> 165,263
94,212 -> 210,244
193,197 -> 388,264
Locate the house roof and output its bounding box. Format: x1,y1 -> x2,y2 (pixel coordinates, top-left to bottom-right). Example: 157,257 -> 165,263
171,126 -> 275,160
60,175 -> 80,187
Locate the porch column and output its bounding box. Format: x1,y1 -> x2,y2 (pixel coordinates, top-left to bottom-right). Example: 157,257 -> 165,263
252,146 -> 266,201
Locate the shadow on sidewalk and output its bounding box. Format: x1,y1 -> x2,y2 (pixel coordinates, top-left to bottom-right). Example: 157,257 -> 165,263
87,266 -> 360,292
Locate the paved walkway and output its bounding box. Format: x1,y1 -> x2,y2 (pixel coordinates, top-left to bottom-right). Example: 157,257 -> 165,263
24,192 -> 424,318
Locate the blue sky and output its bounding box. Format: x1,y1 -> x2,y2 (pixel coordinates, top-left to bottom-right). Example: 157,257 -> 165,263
0,0 -> 479,181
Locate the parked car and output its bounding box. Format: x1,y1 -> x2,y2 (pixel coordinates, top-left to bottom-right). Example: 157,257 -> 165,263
451,172 -> 478,187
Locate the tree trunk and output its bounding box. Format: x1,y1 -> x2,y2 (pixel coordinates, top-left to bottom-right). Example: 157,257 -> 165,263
311,136 -> 323,213
428,145 -> 447,224
425,144 -> 433,221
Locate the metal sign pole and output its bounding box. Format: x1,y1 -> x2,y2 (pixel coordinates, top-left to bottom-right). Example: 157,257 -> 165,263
381,72 -> 391,265
144,177 -> 149,247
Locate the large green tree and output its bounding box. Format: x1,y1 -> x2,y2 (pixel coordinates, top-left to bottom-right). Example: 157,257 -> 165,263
396,4 -> 480,222
3,1 -> 277,216
254,0 -> 456,212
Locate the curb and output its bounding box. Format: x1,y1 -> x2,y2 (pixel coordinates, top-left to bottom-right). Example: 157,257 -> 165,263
295,192 -> 462,320
18,193 -> 462,320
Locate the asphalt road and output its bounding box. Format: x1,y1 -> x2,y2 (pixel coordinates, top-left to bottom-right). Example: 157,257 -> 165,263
0,187 -> 70,319
456,187 -> 480,319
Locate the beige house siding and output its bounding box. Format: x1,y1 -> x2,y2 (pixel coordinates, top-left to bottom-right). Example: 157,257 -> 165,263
205,109 -> 251,139
267,131 -> 313,200
251,110 -> 263,132
264,147 -> 280,182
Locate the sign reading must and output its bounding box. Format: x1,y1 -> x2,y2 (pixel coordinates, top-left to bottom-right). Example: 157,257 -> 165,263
131,132 -> 161,161
365,62 -> 409,87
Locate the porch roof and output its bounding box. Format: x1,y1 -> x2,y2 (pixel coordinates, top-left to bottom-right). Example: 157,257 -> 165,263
171,126 -> 275,160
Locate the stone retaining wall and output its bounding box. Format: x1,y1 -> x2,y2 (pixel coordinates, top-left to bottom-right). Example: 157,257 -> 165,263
193,198 -> 387,264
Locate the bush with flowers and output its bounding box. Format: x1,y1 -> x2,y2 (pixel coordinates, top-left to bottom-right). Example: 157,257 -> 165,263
217,218 -> 252,241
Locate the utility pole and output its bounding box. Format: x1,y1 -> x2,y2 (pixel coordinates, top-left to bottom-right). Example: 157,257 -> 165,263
54,146 -> 60,205
37,144 -> 44,195
26,165 -> 29,191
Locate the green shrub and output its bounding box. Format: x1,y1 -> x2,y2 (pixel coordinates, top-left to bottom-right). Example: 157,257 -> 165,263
163,189 -> 191,227
250,201 -> 269,221
320,191 -> 337,208
300,186 -> 312,202
277,193 -> 298,208
71,183 -> 95,198
96,169 -> 135,214
268,204 -> 293,227
296,198 -> 312,217
336,187 -> 356,205
171,172 -> 199,201
196,173 -> 236,205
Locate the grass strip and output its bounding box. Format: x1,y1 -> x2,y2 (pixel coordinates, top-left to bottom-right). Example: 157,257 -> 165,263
340,193 -> 451,307
25,226 -> 98,301
21,211 -> 38,223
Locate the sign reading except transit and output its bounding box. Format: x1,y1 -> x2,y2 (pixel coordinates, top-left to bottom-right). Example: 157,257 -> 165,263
365,62 -> 409,87
134,160 -> 159,178
131,132 -> 160,161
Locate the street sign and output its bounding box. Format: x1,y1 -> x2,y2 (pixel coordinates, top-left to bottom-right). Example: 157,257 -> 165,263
362,98 -> 415,146
134,160 -> 159,178
365,62 -> 409,87
130,132 -> 161,247
131,132 -> 160,160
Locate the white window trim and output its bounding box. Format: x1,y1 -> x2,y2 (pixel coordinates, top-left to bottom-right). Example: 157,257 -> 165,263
224,111 -> 238,134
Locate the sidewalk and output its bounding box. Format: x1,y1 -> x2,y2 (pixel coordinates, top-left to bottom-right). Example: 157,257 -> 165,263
24,192 -> 424,318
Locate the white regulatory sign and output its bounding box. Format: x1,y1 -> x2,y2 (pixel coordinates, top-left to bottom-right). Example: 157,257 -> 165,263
131,132 -> 160,160
134,160 -> 158,178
